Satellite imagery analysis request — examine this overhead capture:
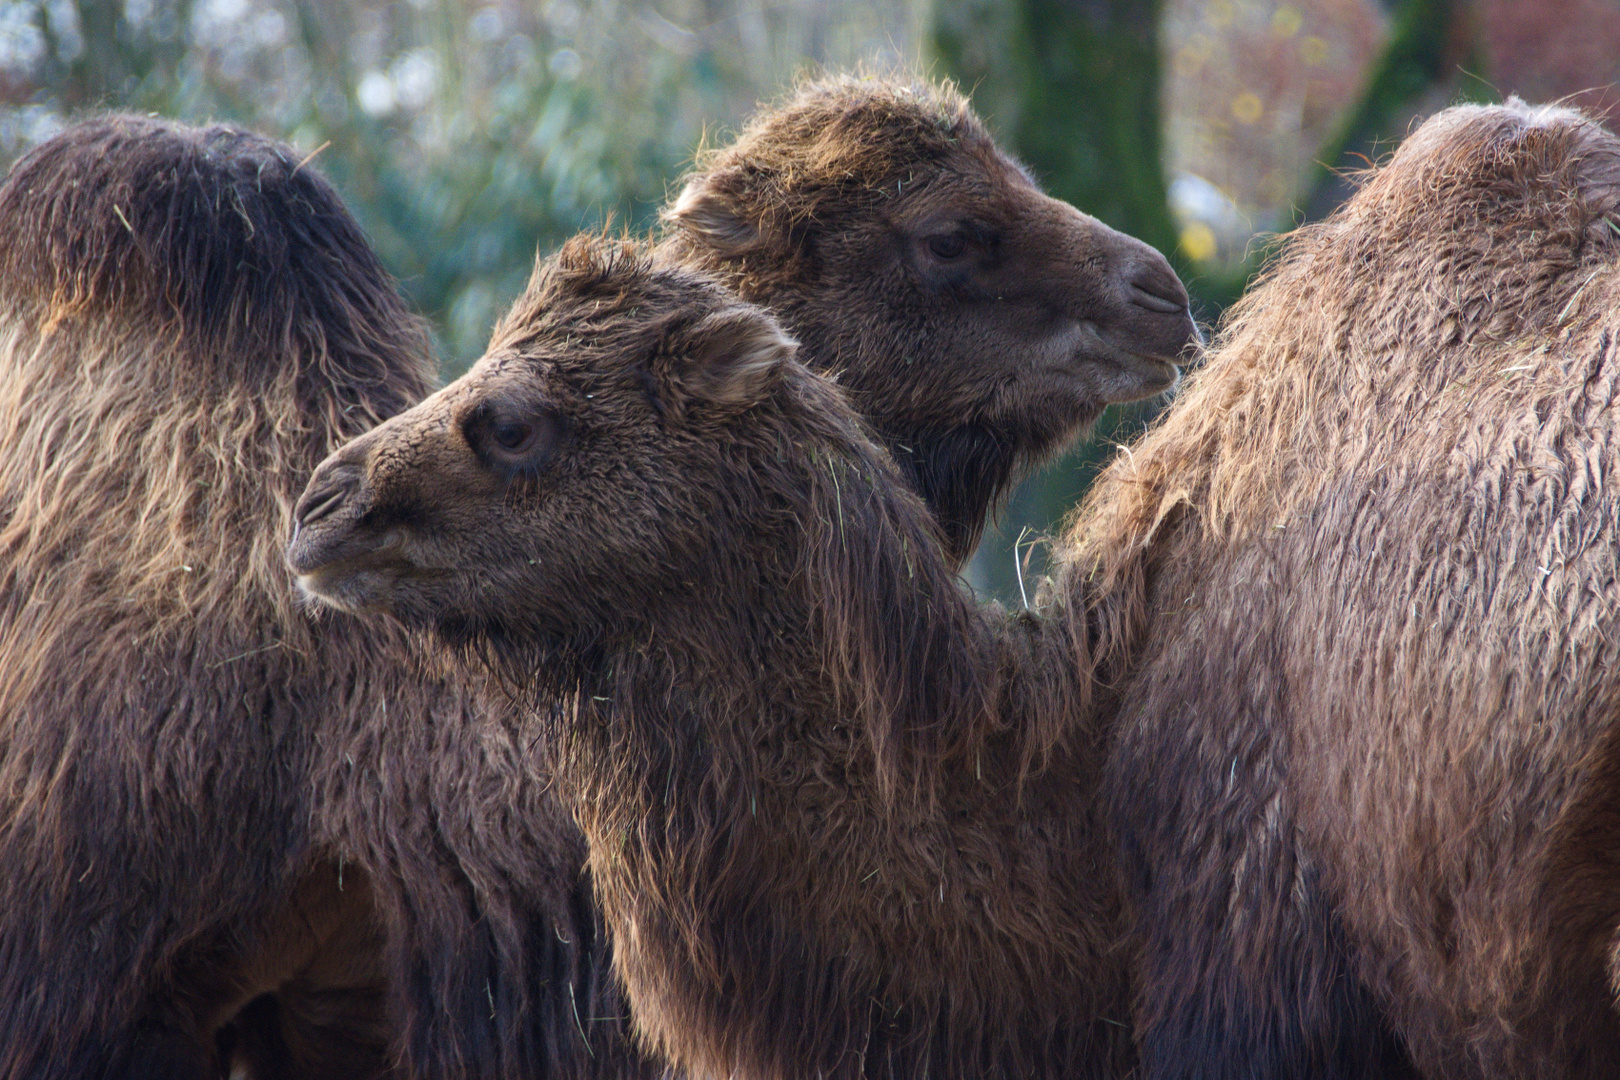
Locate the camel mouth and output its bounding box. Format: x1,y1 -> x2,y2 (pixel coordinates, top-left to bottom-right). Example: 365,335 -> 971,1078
1119,351 -> 1182,389
290,528 -> 430,612
1074,322 -> 1187,399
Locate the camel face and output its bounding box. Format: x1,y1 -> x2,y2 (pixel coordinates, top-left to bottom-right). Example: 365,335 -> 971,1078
288,351 -> 631,635
876,151 -> 1191,418
665,79 -> 1200,449
289,241 -> 801,644
660,78 -> 1203,560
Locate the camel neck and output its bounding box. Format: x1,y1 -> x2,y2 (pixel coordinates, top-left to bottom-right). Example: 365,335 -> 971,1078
543,434 -> 1120,1080
569,428 -> 1003,795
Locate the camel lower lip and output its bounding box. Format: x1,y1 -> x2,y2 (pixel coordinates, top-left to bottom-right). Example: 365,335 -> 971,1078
1089,344 -> 1180,388
294,558 -> 389,605
1075,322 -> 1186,377
1130,355 -> 1181,385
290,533 -> 433,603
295,569 -> 343,602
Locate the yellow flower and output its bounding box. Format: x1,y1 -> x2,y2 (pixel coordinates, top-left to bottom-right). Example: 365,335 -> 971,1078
1179,222 -> 1218,262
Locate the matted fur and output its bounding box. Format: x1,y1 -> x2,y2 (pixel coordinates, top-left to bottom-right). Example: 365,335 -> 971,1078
674,74 -> 981,229
1058,100 -> 1620,1078
290,236 -> 1135,1080
660,75 -> 1197,562
0,86 -> 1185,1079
0,113 -> 429,1079
0,116 -> 648,1080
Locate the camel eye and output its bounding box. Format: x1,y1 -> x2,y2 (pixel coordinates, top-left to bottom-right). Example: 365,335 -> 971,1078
464,403 -> 561,476
927,234 -> 967,260
492,420 -> 534,452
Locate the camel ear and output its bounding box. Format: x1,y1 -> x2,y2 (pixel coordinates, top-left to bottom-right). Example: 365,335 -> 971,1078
666,175 -> 759,256
686,305 -> 797,408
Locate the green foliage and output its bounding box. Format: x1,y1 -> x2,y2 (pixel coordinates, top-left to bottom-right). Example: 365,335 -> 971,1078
2,1 -> 925,368
1,1 -> 680,366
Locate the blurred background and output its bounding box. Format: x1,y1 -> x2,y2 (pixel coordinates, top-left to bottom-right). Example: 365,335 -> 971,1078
2,0 -> 1615,600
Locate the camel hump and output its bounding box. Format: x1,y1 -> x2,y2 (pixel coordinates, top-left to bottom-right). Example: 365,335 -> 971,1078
0,115 -> 426,381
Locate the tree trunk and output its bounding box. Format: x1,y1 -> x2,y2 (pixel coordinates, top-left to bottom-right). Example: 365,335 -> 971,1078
937,0 -> 1179,258
934,0 -> 1187,601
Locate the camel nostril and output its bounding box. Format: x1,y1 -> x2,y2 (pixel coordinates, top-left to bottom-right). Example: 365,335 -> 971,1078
1125,253 -> 1192,317
1129,281 -> 1187,315
294,467 -> 360,530
299,487 -> 346,528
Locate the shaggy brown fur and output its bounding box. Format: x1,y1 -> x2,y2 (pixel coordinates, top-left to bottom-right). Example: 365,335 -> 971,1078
0,84 -> 1189,1080
0,117 -> 646,1080
289,236 -> 1134,1080
1057,100 -> 1620,1078
660,75 -> 1198,562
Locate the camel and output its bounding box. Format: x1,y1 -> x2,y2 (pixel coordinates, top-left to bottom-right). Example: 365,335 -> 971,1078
289,235 -> 1135,1080
1059,99 -> 1620,1078
660,75 -> 1197,562
0,115 -> 646,1080
0,79 -> 1196,1079
295,99 -> 1620,1080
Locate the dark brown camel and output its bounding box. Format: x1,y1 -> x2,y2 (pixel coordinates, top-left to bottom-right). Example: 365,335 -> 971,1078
1058,99 -> 1620,1079
290,236 -> 1134,1080
660,75 -> 1198,563
0,116 -> 644,1080
296,100 -> 1620,1080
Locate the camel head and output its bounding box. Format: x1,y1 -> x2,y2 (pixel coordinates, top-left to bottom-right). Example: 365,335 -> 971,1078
288,235 -> 844,655
661,76 -> 1202,556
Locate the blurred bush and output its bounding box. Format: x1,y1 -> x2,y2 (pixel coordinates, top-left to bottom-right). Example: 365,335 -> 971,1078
1162,0 -> 1385,266
0,0 -> 925,368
